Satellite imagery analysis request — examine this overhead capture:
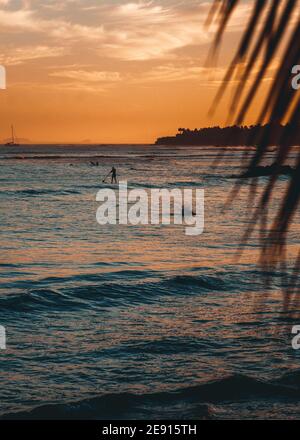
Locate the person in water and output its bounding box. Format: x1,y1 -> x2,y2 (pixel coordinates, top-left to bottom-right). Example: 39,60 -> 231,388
110,166 -> 117,184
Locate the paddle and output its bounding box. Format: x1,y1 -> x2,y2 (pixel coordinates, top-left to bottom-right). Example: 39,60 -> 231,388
102,171 -> 111,183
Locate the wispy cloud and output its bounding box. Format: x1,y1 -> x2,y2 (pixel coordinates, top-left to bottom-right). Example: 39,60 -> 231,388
43,69 -> 121,93
0,0 -> 256,66
134,64 -> 220,83
0,1 -> 211,61
50,69 -> 121,82
0,0 -> 258,92
0,8 -> 39,30
0,45 -> 65,66
96,2 -> 211,61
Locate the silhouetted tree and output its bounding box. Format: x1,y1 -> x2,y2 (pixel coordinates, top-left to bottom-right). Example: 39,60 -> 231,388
156,123 -> 300,148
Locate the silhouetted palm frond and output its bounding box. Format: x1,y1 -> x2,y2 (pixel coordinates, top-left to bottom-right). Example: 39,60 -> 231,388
208,0 -> 300,288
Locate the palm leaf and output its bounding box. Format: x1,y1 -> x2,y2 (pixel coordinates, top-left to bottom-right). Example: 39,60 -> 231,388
208,0 -> 300,304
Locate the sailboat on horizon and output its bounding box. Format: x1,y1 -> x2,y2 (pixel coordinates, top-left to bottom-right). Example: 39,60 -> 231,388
5,125 -> 20,146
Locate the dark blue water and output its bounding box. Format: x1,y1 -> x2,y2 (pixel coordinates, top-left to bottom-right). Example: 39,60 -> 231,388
1,144 -> 300,419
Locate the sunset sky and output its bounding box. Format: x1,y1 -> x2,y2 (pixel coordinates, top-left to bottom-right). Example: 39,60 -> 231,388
0,0 -> 277,143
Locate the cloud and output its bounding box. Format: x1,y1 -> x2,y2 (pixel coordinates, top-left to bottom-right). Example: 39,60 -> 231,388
0,8 -> 39,30
99,2 -> 211,61
0,0 -> 258,80
0,1 -> 212,61
43,69 -> 122,93
49,22 -> 105,41
135,64 -> 214,83
0,45 -> 66,65
50,69 -> 121,82
131,63 -> 229,89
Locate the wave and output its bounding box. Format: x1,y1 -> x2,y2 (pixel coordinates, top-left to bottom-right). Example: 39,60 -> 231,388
0,154 -> 138,160
0,289 -> 84,312
170,181 -> 203,187
2,373 -> 300,419
0,268 -> 279,314
0,271 -> 236,314
122,336 -> 222,355
127,182 -> 164,189
0,188 -> 81,197
167,274 -> 227,290
275,369 -> 300,388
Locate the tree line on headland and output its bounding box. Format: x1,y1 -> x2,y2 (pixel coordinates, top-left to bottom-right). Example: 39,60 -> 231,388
155,124 -> 300,147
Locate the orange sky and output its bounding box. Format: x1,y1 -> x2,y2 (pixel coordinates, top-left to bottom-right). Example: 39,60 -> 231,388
0,0 -> 276,144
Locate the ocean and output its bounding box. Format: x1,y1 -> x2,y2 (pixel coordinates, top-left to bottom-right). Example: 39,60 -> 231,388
1,144 -> 300,420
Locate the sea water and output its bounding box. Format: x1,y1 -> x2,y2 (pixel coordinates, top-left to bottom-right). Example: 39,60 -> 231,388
1,144 -> 300,419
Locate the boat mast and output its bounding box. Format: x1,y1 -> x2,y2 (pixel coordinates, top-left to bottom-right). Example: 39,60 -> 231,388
11,125 -> 14,144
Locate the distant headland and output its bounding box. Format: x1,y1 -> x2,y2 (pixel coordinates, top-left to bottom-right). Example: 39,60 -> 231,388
155,124 -> 300,147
